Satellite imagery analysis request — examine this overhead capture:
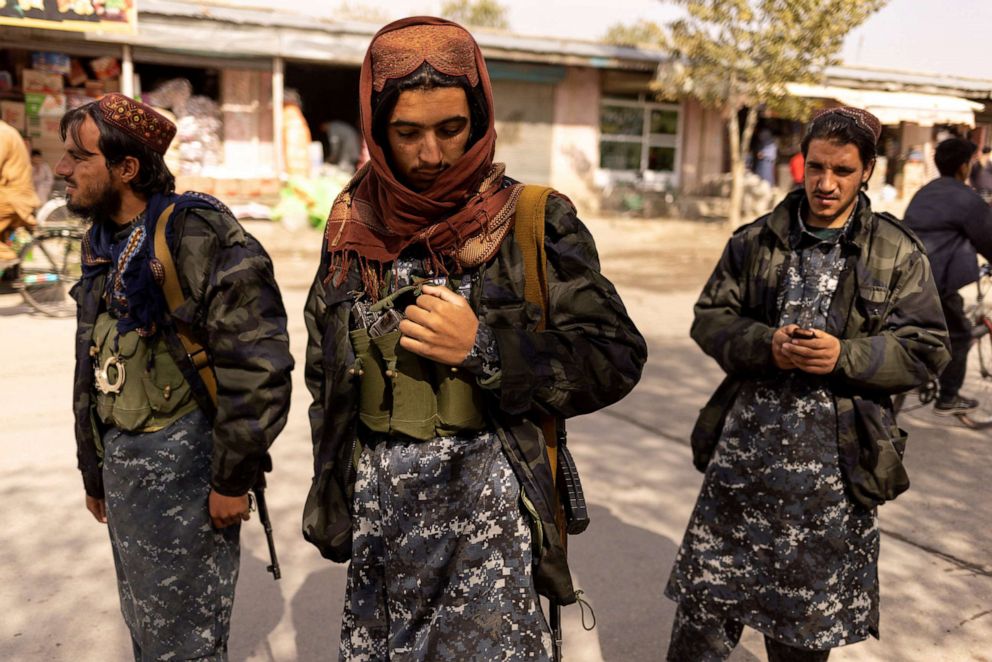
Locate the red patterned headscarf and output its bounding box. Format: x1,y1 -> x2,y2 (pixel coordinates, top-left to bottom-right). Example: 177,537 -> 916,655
323,16 -> 522,295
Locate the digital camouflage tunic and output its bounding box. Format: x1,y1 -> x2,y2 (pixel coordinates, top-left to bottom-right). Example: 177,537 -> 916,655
666,214 -> 879,649
339,256 -> 552,661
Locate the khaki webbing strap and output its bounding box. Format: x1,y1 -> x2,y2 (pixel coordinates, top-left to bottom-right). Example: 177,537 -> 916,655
515,185 -> 552,332
513,186 -> 562,518
152,203 -> 219,407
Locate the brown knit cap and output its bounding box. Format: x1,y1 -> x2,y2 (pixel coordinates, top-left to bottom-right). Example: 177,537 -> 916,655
98,93 -> 176,155
810,106 -> 882,145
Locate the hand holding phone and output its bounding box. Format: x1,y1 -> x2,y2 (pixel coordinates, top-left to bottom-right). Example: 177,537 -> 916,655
790,328 -> 817,340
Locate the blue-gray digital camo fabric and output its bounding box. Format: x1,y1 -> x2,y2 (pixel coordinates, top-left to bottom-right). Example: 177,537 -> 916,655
672,190 -> 949,649
667,211 -> 878,649
303,190 -> 647,620
72,205 -> 294,499
104,409 -> 239,661
337,255 -> 551,659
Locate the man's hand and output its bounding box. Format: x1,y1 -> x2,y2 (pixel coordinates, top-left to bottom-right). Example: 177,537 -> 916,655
782,328 -> 842,374
399,284 -> 479,366
86,495 -> 107,523
209,490 -> 250,529
772,325 -> 799,370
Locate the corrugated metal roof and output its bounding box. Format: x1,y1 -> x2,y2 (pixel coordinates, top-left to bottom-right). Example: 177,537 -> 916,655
119,0 -> 667,70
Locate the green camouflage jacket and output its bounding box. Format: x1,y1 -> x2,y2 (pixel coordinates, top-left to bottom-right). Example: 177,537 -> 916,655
302,192 -> 647,603
691,189 -> 950,507
72,207 -> 294,499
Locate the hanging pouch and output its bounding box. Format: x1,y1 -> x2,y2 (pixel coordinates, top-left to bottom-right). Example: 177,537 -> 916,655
433,363 -> 485,436
93,316 -> 154,431
372,329 -> 437,441
141,336 -> 196,422
351,327 -> 391,433
92,314 -> 119,426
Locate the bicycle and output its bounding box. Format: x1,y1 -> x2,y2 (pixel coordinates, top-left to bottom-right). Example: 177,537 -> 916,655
892,262 -> 992,429
1,196 -> 85,318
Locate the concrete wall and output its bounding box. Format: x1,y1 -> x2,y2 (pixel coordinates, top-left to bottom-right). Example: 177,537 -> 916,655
679,98 -> 726,193
549,67 -> 601,212
492,79 -> 555,186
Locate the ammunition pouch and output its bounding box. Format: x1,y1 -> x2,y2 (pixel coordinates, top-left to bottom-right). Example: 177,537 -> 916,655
92,312 -> 197,432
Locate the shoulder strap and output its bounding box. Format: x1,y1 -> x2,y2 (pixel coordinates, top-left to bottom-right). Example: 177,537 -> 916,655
515,185 -> 553,332
513,185 -> 562,480
153,204 -> 219,407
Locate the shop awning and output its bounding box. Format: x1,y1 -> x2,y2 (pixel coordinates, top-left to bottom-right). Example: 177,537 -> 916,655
786,83 -> 985,127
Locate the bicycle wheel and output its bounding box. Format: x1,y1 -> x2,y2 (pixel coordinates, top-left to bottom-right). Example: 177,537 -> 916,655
15,226 -> 84,317
959,326 -> 992,428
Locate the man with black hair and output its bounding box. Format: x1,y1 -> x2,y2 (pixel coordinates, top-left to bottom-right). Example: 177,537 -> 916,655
905,138 -> 992,414
665,107 -> 948,660
58,94 -> 293,660
303,16 -> 645,660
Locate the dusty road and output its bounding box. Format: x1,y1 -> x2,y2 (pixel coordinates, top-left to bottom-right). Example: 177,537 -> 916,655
1,216 -> 989,661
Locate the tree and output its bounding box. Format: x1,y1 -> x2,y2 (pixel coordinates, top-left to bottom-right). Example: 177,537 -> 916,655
603,20 -> 667,50
606,0 -> 887,227
440,0 -> 510,30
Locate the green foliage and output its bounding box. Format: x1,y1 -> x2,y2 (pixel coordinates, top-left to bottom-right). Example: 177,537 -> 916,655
440,0 -> 510,30
654,0 -> 888,120
333,1 -> 389,23
604,19 -> 668,49
604,1 -> 888,225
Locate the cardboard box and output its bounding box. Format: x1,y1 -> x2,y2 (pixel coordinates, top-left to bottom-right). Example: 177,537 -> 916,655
31,52 -> 71,75
24,93 -> 66,118
0,101 -> 26,133
22,69 -> 64,95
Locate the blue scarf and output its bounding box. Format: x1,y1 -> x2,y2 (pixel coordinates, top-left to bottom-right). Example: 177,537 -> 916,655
81,191 -> 231,335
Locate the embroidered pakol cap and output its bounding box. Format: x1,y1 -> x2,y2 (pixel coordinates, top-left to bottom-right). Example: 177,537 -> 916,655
810,106 -> 882,145
369,22 -> 480,92
98,93 -> 176,155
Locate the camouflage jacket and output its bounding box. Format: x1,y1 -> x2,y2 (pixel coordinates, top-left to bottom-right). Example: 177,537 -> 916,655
302,192 -> 647,602
72,207 -> 294,499
691,190 -> 950,507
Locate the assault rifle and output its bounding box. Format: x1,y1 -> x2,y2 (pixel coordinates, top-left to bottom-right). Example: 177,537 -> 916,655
250,458 -> 281,580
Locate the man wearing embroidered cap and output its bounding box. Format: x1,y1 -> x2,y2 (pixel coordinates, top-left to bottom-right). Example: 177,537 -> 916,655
302,16 -> 646,659
58,93 -> 293,660
663,107 -> 949,660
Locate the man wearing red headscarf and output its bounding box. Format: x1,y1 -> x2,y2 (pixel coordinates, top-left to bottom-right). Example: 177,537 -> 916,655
303,16 -> 646,659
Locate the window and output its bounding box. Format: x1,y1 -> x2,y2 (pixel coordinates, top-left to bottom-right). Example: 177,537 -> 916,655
599,98 -> 680,182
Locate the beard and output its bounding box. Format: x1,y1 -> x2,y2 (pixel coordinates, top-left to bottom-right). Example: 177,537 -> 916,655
66,180 -> 123,228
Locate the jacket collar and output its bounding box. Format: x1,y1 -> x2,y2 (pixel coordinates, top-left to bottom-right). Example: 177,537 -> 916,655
765,188 -> 875,252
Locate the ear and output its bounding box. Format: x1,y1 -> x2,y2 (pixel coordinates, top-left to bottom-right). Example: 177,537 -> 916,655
116,155 -> 141,185
862,159 -> 875,185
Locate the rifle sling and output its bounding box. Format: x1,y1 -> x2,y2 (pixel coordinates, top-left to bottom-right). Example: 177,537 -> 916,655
152,203 -> 219,408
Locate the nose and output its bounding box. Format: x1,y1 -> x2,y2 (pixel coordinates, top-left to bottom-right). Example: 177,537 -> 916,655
418,133 -> 442,166
55,153 -> 72,178
818,170 -> 837,192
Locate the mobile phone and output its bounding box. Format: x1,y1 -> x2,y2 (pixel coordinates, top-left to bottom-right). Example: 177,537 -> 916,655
790,328 -> 816,340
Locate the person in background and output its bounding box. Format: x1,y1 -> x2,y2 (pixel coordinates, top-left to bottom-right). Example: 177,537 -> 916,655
321,119 -> 362,171
31,148 -> 54,203
754,128 -> 778,185
283,88 -> 312,177
789,147 -> 805,189
904,138 -> 992,414
970,145 -> 992,203
0,119 -> 39,268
